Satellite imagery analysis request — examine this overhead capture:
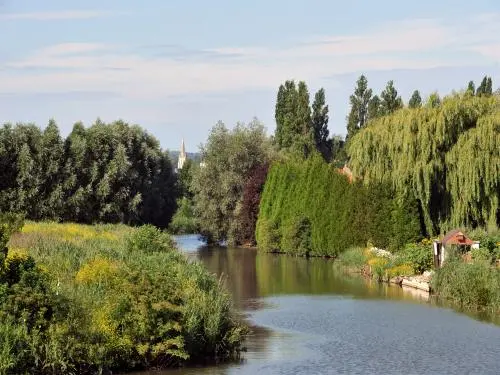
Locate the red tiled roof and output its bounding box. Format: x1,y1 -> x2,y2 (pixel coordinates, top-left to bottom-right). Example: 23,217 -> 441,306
441,229 -> 474,246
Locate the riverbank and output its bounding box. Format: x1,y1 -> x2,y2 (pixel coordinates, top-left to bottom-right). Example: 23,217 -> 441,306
336,243 -> 500,314
2,221 -> 247,374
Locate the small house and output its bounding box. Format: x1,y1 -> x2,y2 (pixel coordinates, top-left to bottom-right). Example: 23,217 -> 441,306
432,229 -> 479,268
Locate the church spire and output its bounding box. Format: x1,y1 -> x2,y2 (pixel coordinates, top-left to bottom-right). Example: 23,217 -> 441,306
178,138 -> 187,170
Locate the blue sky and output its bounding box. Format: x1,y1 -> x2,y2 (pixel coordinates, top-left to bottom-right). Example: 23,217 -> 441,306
1,0 -> 499,152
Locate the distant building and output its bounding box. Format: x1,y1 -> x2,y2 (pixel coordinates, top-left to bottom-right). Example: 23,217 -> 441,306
177,138 -> 187,170
432,229 -> 480,268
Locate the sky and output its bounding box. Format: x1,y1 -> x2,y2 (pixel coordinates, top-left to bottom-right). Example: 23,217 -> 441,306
1,0 -> 499,152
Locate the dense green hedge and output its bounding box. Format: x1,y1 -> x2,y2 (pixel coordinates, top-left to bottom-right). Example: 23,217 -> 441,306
255,154 -> 422,256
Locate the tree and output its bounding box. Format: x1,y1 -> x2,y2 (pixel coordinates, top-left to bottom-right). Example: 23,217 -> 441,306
467,81 -> 475,95
408,90 -> 422,109
426,92 -> 441,108
235,162 -> 270,245
380,80 -> 403,115
346,75 -> 372,139
311,88 -> 330,160
38,119 -> 64,219
0,119 -> 177,228
191,119 -> 273,245
347,92 -> 500,234
274,80 -> 312,154
367,95 -> 382,121
476,75 -> 493,97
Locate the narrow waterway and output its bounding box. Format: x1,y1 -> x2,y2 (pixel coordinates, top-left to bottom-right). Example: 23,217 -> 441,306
136,235 -> 500,375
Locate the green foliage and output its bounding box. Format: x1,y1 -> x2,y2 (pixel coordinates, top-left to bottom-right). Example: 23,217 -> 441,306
348,93 -> 500,235
311,88 -> 331,160
1,222 -> 247,374
476,75 -> 493,97
346,75 -> 373,140
274,80 -> 314,156
256,154 -> 422,256
336,247 -> 368,270
380,80 -> 404,115
408,90 -> 422,108
431,259 -> 500,310
256,218 -> 281,253
281,216 -> 312,256
367,94 -> 382,122
398,242 -> 434,274
126,224 -> 174,254
470,247 -> 491,262
0,119 -> 177,228
191,119 -> 273,245
169,197 -> 198,234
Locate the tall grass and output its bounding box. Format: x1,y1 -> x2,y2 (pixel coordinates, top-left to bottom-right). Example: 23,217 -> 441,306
431,258 -> 500,311
3,221 -> 247,374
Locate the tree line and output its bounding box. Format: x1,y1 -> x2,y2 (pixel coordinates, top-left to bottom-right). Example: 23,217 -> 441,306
0,119 -> 177,227
188,74 -> 499,252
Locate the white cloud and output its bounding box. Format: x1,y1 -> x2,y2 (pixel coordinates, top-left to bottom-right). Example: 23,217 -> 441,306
1,14 -> 499,100
0,10 -> 114,21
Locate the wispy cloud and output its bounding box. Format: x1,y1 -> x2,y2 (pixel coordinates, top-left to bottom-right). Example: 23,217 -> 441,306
0,10 -> 116,21
1,14 -> 499,99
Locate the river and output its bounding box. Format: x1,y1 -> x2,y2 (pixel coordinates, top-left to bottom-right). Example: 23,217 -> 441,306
134,234 -> 500,375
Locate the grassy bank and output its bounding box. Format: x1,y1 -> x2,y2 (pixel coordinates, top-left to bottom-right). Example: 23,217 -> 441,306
1,220 -> 247,374
337,235 -> 500,313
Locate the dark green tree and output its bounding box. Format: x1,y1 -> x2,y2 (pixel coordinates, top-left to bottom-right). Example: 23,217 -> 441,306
408,90 -> 422,108
346,75 -> 372,139
380,80 -> 403,115
367,95 -> 382,121
311,88 -> 330,160
476,75 -> 493,97
38,119 -> 64,219
467,80 -> 476,95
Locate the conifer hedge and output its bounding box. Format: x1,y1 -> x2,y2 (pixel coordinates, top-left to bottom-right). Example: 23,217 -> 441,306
255,154 -> 422,256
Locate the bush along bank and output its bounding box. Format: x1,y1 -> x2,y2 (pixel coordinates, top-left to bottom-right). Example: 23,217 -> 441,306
430,231 -> 500,312
336,241 -> 435,292
255,153 -> 422,257
338,233 -> 500,313
1,218 -> 247,374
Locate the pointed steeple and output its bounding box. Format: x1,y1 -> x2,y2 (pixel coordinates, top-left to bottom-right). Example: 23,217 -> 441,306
181,138 -> 185,155
178,138 -> 187,170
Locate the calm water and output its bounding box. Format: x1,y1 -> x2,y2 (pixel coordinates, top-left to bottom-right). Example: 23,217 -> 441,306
134,235 -> 500,375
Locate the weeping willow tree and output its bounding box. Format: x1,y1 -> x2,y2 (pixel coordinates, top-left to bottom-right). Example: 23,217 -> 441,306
446,112 -> 500,230
347,93 -> 499,235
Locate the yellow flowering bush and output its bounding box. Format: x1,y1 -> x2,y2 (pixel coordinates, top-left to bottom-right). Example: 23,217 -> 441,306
75,257 -> 122,286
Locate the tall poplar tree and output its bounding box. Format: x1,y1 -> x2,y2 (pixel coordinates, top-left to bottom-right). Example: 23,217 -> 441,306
274,80 -> 314,156
311,88 -> 330,160
38,119 -> 64,219
346,75 -> 372,139
367,95 -> 382,121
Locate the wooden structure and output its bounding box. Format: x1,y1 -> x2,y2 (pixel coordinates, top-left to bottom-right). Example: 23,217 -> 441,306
432,229 -> 479,268
338,164 -> 353,183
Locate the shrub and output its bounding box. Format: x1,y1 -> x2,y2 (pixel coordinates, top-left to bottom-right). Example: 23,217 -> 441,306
2,222 -> 247,373
281,216 -> 312,256
257,218 -> 281,253
126,224 -> 174,253
169,197 -> 198,234
399,242 -> 434,274
431,259 -> 500,310
337,247 -> 367,270
470,247 -> 492,263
